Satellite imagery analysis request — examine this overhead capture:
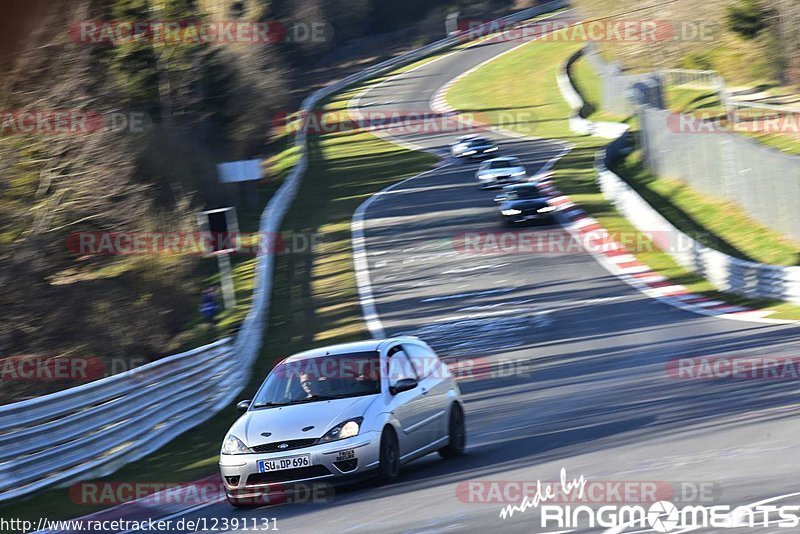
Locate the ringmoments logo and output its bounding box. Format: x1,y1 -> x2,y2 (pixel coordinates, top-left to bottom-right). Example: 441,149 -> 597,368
499,468 -> 800,531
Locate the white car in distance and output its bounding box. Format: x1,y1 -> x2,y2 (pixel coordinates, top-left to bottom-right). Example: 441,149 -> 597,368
476,156 -> 527,189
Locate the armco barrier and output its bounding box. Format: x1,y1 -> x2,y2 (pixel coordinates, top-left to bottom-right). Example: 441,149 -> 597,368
560,47 -> 800,305
556,47 -> 628,139
0,0 -> 568,503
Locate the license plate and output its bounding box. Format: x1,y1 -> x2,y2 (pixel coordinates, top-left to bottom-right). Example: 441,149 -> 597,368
257,454 -> 312,473
335,449 -> 355,462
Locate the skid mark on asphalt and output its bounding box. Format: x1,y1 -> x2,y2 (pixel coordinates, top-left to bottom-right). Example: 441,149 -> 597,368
394,309 -> 553,357
442,263 -> 509,275
422,287 -> 515,302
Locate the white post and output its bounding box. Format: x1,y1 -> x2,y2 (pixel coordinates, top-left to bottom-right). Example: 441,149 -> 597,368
217,253 -> 237,310
446,12 -> 460,36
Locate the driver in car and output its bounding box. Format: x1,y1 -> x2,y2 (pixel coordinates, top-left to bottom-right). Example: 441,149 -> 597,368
300,372 -> 322,398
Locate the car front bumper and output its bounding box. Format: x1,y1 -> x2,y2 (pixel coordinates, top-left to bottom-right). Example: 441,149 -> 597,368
478,174 -> 524,188
467,149 -> 498,160
219,431 -> 382,499
500,212 -> 555,225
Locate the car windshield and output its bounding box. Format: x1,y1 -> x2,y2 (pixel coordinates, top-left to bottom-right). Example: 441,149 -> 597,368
252,351 -> 381,408
469,138 -> 490,147
505,187 -> 542,200
491,160 -> 516,169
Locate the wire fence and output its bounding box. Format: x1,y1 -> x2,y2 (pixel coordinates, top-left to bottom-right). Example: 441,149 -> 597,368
583,45 -> 662,116
585,47 -> 800,242
639,106 -> 800,241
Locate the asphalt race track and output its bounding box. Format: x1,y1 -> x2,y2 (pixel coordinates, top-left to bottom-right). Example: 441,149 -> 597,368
137,11 -> 800,534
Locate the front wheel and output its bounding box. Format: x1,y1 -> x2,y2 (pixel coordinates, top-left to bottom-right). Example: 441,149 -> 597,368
377,427 -> 400,482
439,403 -> 466,458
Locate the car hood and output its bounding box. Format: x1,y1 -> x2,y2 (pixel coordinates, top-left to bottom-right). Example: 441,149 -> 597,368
501,199 -> 549,210
230,395 -> 377,446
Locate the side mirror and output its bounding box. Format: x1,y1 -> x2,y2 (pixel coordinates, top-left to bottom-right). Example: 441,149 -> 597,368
236,400 -> 251,413
390,378 -> 418,396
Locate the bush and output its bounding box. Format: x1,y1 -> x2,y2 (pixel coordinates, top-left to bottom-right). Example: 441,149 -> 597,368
726,0 -> 769,40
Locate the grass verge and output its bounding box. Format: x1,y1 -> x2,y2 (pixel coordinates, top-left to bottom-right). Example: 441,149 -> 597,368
446,32 -> 800,320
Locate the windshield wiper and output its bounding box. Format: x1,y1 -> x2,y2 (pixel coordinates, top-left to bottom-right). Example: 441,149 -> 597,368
252,402 -> 292,409
291,395 -> 340,403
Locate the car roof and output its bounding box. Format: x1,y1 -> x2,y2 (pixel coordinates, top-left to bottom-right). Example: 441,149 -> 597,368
284,337 -> 422,362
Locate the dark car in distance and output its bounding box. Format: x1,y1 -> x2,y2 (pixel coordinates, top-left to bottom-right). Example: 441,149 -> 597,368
453,136 -> 498,161
494,183 -> 557,226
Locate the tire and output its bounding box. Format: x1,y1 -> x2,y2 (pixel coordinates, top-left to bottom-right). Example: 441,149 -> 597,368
377,427 -> 400,483
439,403 -> 466,458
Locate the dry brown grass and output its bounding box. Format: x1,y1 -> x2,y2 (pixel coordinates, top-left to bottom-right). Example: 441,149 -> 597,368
571,0 -> 776,85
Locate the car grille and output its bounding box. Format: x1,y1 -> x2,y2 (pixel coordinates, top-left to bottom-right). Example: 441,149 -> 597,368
334,459 -> 358,472
251,438 -> 319,453
521,207 -> 546,217
246,466 -> 332,486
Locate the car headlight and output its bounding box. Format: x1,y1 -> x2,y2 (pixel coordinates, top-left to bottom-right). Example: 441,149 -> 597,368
464,150 -> 477,156
511,171 -> 526,177
221,435 -> 253,455
484,147 -> 498,152
537,206 -> 556,213
320,417 -> 363,443
501,209 -> 522,216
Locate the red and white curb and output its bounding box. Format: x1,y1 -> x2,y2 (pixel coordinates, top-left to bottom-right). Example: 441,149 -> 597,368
533,174 -> 790,324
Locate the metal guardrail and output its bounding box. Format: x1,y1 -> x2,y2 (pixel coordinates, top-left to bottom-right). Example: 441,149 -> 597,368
557,47 -> 628,139
660,68 -> 723,89
0,0 -> 568,503
596,149 -> 800,305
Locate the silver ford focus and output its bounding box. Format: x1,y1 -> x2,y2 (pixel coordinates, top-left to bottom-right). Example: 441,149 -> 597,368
219,337 -> 466,507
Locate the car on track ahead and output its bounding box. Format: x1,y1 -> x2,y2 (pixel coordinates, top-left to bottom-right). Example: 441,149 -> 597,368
476,156 -> 527,189
450,135 -> 478,158
451,135 -> 498,160
220,337 -> 466,507
495,183 -> 556,225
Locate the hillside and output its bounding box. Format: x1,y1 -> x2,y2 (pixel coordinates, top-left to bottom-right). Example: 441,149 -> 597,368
572,0 -> 800,88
